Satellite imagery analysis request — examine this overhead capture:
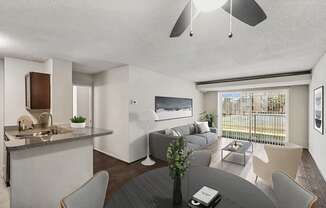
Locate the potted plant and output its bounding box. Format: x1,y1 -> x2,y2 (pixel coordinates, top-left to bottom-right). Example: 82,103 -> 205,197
70,116 -> 87,128
200,111 -> 217,127
166,137 -> 192,206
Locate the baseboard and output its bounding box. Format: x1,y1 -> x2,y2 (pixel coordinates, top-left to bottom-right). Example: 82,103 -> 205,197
308,149 -> 326,181
93,148 -> 155,165
93,147 -> 131,163
313,159 -> 326,181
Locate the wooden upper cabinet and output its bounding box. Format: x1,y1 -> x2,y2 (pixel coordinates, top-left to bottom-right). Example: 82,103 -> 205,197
25,72 -> 51,110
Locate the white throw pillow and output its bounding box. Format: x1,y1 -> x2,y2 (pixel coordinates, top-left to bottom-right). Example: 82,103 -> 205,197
196,121 -> 210,133
165,128 -> 181,137
172,129 -> 182,137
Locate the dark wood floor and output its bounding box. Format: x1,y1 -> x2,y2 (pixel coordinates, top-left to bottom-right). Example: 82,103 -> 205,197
297,150 -> 326,208
94,150 -> 326,207
93,151 -> 167,198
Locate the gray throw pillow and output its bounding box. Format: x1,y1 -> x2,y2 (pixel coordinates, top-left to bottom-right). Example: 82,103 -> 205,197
193,122 -> 200,134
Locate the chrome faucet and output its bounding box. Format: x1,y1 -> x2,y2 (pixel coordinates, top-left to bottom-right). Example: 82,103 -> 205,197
39,112 -> 53,128
18,121 -> 22,132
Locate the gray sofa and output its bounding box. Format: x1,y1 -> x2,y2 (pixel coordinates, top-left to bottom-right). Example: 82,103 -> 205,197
149,124 -> 219,161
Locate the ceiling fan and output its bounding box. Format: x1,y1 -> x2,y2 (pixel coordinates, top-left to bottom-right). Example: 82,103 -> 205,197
170,0 -> 267,38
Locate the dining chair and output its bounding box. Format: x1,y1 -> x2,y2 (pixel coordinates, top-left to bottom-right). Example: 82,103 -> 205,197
189,150 -> 211,167
60,171 -> 109,208
272,171 -> 317,208
253,143 -> 302,184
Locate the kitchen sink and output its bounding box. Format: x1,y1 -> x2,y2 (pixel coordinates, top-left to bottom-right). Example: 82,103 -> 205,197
14,126 -> 73,139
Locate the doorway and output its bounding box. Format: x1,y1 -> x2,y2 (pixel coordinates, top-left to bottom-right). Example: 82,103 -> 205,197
73,85 -> 93,127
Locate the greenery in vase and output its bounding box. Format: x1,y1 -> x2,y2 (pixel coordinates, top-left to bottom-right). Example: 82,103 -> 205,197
200,111 -> 217,127
70,116 -> 87,123
166,137 -> 192,179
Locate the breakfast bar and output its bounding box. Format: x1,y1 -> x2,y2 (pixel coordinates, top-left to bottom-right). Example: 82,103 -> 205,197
4,126 -> 113,208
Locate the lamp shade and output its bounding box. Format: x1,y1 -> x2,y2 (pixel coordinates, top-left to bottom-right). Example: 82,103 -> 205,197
138,110 -> 159,122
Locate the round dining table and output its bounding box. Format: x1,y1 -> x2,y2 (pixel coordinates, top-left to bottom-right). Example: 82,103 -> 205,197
105,167 -> 276,208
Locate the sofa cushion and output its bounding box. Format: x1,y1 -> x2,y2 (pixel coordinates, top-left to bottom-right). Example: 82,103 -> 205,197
184,134 -> 207,146
197,132 -> 218,145
185,142 -> 202,152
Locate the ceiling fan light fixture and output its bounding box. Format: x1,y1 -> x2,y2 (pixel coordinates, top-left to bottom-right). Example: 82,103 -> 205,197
193,0 -> 228,12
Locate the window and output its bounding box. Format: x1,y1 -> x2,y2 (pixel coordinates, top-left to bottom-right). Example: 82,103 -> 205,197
221,89 -> 288,145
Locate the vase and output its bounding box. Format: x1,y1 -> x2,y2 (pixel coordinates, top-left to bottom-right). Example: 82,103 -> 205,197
173,175 -> 182,206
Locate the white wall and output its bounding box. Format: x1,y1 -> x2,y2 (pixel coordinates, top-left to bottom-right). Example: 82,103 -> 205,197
203,91 -> 219,132
4,57 -> 49,125
203,92 -> 222,135
48,59 -> 73,124
73,86 -> 93,126
93,65 -> 203,163
72,71 -> 94,126
93,66 -> 130,162
72,71 -> 93,86
288,85 -> 309,147
4,57 -> 72,125
203,92 -> 218,114
0,59 -> 4,176
128,66 -> 203,162
309,54 -> 326,179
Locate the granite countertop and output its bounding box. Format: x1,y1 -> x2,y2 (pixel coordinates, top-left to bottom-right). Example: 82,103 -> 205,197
4,125 -> 113,151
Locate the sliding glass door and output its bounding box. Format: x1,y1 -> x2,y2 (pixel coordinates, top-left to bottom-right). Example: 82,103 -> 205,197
221,89 -> 288,145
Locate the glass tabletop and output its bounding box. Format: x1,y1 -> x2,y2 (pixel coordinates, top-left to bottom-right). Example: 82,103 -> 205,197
222,141 -> 252,154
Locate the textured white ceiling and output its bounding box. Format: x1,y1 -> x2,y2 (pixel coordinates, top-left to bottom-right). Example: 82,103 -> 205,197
0,0 -> 325,80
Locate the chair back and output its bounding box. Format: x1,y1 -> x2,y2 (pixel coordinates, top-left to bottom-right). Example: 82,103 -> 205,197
265,144 -> 302,179
189,150 -> 211,167
272,171 -> 317,208
60,171 -> 109,208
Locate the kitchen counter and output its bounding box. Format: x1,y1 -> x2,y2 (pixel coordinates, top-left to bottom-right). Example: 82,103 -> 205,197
4,125 -> 113,208
4,126 -> 113,151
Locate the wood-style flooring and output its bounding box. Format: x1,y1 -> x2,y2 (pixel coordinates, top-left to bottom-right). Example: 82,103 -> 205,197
297,150 -> 326,208
93,151 -> 167,198
0,139 -> 325,207
94,139 -> 326,208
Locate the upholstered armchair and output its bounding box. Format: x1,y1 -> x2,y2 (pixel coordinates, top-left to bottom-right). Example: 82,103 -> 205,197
60,171 -> 109,208
253,144 -> 302,185
273,171 -> 317,208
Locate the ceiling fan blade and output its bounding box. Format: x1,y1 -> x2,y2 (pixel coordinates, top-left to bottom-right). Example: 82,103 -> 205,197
170,1 -> 199,38
222,0 -> 267,26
